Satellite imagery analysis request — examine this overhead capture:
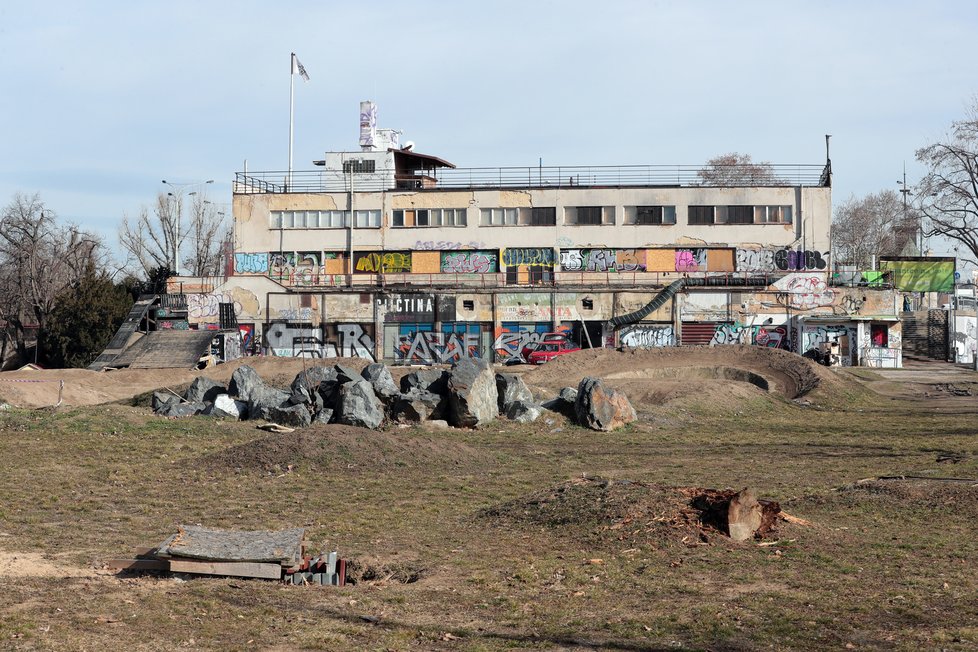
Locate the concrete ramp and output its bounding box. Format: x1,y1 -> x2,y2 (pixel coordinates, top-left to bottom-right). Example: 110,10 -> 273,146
88,295 -> 159,370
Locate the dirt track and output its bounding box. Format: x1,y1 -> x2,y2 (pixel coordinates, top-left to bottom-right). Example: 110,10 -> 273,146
0,346 -> 831,410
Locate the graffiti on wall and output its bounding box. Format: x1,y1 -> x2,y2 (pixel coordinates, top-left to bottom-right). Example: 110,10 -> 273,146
777,276 -> 835,310
559,249 -> 645,272
619,325 -> 675,348
265,322 -> 375,360
396,329 -> 481,364
414,240 -> 486,251
377,294 -> 436,323
710,323 -> 788,349
502,248 -> 555,268
675,249 -> 708,272
234,252 -> 269,274
735,248 -> 829,272
441,250 -> 498,274
492,323 -> 570,359
238,324 -> 255,354
801,325 -> 856,365
354,251 -> 412,273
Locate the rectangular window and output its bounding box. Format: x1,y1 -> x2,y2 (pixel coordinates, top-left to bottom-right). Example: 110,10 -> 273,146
392,210 -> 405,227
571,206 -> 603,225
630,206 -> 677,225
688,206 -> 715,225
354,210 -> 380,228
416,209 -> 429,227
480,208 -> 519,226
521,207 -> 556,226
342,159 -> 376,173
726,205 -> 754,225
754,205 -> 793,224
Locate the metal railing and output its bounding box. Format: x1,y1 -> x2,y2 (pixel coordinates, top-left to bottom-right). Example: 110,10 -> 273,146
234,163 -> 830,195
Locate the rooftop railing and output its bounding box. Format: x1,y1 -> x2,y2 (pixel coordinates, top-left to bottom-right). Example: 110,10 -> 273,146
235,163 -> 830,194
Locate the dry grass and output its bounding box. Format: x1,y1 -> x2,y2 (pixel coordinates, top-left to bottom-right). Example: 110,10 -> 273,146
1,362 -> 978,650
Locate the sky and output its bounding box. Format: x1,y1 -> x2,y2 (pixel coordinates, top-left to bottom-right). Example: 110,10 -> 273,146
1,0 -> 976,261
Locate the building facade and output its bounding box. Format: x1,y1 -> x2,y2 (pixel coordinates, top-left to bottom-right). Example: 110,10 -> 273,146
201,104 -> 902,367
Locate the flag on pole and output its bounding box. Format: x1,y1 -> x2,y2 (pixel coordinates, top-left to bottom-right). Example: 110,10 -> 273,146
291,53 -> 310,81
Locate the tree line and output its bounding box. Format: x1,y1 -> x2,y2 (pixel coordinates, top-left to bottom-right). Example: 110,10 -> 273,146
0,190 -> 227,369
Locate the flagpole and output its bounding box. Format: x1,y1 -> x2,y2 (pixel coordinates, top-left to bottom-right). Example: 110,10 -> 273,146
288,53 -> 295,191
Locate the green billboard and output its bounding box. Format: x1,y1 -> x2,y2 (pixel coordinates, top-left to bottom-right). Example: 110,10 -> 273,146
879,257 -> 955,292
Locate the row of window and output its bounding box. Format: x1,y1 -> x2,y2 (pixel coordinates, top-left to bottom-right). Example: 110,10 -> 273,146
269,205 -> 792,229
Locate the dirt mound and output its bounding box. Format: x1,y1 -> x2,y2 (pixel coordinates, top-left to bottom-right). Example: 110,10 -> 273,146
527,346 -> 827,399
479,477 -> 782,547
199,423 -> 493,474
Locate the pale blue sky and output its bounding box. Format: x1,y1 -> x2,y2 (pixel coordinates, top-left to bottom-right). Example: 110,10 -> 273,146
1,1 -> 975,256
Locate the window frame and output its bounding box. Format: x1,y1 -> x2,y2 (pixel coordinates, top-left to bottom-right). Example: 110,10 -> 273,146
687,206 -> 716,226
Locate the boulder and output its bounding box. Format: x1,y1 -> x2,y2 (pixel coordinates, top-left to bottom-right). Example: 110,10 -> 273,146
361,363 -> 399,400
446,358 -> 499,428
558,386 -> 578,404
391,389 -> 444,423
158,401 -> 206,418
291,366 -> 338,396
573,377 -> 637,432
316,378 -> 342,411
255,403 -> 312,428
312,407 -> 334,424
495,373 -> 534,412
229,365 -> 290,418
400,368 -> 449,395
333,363 -> 361,384
506,400 -> 541,423
184,377 -> 226,404
337,379 -> 384,429
203,394 -> 247,419
151,391 -> 180,413
228,365 -> 265,400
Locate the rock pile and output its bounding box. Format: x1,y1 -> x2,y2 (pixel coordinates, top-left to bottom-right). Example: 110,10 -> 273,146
153,363 -> 636,432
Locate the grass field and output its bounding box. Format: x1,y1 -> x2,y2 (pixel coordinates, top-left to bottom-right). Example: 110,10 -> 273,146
1,362 -> 977,651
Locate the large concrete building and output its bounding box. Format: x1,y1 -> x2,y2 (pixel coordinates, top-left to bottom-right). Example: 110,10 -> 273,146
204,102 -> 902,367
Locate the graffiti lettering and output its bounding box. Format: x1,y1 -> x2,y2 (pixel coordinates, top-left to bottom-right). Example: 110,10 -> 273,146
774,249 -> 828,271
441,251 -> 498,274
781,276 -> 835,310
711,324 -> 787,349
735,248 -> 775,272
620,325 -> 675,348
502,248 -> 555,268
560,249 -> 645,273
234,252 -> 269,274
840,295 -> 864,314
354,251 -> 412,273
675,249 -> 707,272
265,322 -> 375,360
396,331 -> 480,364
414,240 -> 485,251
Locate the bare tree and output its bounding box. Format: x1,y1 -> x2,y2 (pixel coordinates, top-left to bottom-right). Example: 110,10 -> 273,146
916,103 -> 978,267
696,153 -> 785,186
832,190 -> 919,268
119,192 -> 228,277
0,192 -> 105,362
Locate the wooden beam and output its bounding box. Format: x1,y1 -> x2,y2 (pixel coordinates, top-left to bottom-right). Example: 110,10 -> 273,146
167,559 -> 283,580
106,559 -> 169,571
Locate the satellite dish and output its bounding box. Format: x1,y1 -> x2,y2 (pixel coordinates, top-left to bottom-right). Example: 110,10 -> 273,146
402,141 -> 415,151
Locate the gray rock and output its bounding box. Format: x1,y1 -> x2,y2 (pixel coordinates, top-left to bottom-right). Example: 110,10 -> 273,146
558,386 -> 578,404
361,363 -> 399,400
291,366 -> 338,396
400,368 -> 449,395
158,401 -> 206,418
506,400 -> 541,423
446,358 -> 499,427
316,378 -> 342,411
228,365 -> 264,400
184,377 -> 226,404
288,388 -> 310,406
391,388 -> 444,423
574,377 -> 637,432
496,373 -> 534,412
337,379 -> 384,429
333,364 -> 361,384
254,402 -> 312,428
229,365 -> 289,420
312,407 -> 334,424
425,419 -> 451,430
152,391 -> 180,413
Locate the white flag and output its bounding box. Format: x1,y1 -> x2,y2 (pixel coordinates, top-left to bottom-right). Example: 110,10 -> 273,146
291,53 -> 309,81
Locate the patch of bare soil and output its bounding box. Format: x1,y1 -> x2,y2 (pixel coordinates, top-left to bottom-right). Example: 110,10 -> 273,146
526,345 -> 830,400
831,478 -> 978,519
199,423 -> 494,474
0,550 -> 96,578
479,477 -> 783,548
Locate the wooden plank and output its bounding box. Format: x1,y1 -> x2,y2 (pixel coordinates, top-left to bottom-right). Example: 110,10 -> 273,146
106,559 -> 169,571
167,559 -> 283,579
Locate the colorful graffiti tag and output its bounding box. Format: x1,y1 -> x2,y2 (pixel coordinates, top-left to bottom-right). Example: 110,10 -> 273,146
559,249 -> 645,272
440,250 -> 498,274
675,249 -> 708,272
234,252 -> 269,274
492,322 -> 570,359
395,329 -> 481,364
353,251 -> 412,273
710,323 -> 788,349
264,322 -> 375,360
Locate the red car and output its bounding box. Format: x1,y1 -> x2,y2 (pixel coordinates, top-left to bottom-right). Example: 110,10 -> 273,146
526,340 -> 581,364
520,333 -> 569,361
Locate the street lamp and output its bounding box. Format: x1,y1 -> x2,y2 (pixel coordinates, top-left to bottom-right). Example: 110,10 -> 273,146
161,179 -> 214,273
